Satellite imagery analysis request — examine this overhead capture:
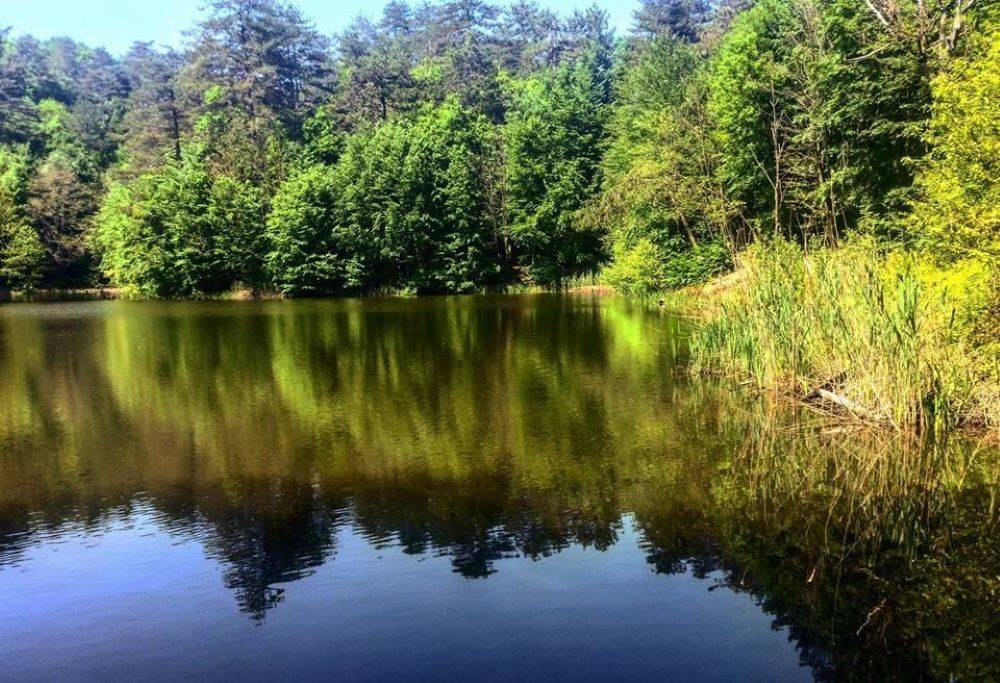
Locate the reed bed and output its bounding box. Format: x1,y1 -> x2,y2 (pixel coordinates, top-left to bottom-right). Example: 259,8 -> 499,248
690,239 -> 999,433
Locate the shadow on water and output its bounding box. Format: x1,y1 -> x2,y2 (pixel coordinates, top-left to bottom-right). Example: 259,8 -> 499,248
0,294 -> 996,680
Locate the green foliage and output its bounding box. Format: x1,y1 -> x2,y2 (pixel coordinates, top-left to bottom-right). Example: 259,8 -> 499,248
0,187 -> 46,291
0,0 -> 996,309
1,32 -> 127,283
0,221 -> 47,291
708,0 -> 796,225
301,107 -> 346,166
89,183 -> 145,292
504,57 -> 608,285
603,237 -> 731,295
121,43 -> 185,175
389,101 -> 500,292
268,100 -> 502,295
691,239 -> 997,430
909,21 -> 999,262
600,38 -> 698,181
601,239 -> 668,296
92,153 -> 261,296
266,164 -> 346,296
0,145 -> 30,202
0,147 -> 45,290
659,239 -> 732,289
186,0 -> 332,139
709,0 -> 928,240
633,0 -> 710,41
592,37 -> 738,291
211,175 -> 266,288
594,0 -> 957,298
27,157 -> 96,285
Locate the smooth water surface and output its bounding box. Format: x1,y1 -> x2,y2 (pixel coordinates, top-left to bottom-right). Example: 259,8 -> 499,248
0,295 -> 997,681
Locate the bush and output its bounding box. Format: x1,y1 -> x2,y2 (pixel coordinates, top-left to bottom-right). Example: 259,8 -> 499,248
908,23 -> 999,262
265,165 -> 346,296
601,239 -> 668,296
92,155 -> 263,297
602,237 -> 731,295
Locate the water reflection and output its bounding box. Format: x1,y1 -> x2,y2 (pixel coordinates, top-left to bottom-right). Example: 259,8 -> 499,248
0,295 -> 996,680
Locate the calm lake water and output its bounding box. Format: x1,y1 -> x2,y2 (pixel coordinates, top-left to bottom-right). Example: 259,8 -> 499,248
0,295 -> 997,681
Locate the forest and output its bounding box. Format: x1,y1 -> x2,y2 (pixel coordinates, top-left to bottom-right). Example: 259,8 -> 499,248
0,0 -> 997,427
0,0 -> 988,294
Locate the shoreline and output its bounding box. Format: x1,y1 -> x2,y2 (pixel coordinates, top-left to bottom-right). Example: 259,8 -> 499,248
0,284 -> 616,304
665,245 -> 999,437
0,287 -> 124,303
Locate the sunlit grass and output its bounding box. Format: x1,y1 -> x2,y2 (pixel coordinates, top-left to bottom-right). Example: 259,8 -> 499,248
688,239 -> 999,433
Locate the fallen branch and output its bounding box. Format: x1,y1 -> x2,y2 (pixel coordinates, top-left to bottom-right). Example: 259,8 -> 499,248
813,388 -> 866,414
803,375 -> 875,421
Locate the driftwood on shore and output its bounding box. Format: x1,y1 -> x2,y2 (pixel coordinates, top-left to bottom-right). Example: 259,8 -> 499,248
804,386 -> 866,414
801,372 -> 875,422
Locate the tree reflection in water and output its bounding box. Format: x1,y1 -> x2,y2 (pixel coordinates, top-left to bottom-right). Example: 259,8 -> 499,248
0,295 -> 996,677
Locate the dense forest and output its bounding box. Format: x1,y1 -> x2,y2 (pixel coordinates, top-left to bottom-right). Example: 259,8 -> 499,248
1,0 -> 993,298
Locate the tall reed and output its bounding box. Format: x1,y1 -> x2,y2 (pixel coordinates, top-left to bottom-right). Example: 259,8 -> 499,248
690,239 -> 995,432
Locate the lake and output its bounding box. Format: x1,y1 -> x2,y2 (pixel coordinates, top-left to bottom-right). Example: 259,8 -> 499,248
0,294 -> 997,681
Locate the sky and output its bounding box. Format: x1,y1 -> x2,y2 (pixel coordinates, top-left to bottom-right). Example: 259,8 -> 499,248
3,0 -> 640,55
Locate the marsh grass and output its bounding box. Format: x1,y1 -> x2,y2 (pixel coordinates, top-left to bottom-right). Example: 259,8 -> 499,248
690,239 -> 998,433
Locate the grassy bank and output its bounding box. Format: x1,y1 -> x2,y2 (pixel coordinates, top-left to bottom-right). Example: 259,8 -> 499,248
681,239 -> 999,434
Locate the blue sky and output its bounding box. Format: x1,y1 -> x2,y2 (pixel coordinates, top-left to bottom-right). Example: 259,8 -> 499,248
4,0 -> 639,54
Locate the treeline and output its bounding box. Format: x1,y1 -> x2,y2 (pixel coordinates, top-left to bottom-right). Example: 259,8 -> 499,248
0,0 -> 996,296
0,0 -> 613,295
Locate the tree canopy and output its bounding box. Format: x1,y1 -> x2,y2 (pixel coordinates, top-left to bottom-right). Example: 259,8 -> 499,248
0,0 -> 994,296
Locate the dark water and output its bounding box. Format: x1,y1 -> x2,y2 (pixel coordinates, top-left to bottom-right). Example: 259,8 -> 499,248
0,295 -> 996,682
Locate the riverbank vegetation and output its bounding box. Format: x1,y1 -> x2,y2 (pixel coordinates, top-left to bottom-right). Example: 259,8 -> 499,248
691,240 -> 998,431
0,0 -> 996,428
672,9 -> 1000,432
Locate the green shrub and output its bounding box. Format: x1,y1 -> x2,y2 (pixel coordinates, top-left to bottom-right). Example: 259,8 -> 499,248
602,236 -> 731,295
